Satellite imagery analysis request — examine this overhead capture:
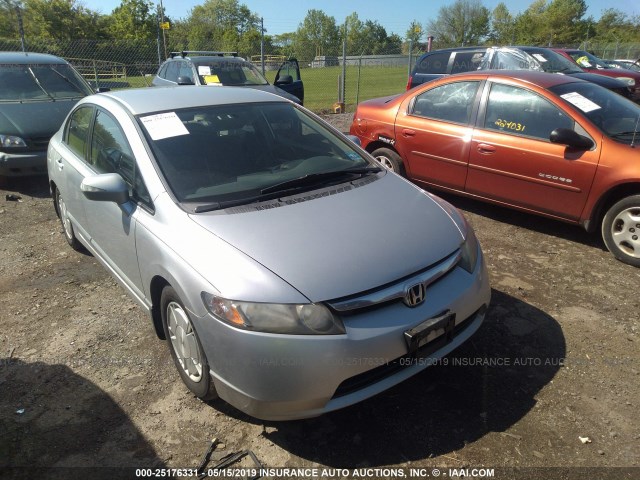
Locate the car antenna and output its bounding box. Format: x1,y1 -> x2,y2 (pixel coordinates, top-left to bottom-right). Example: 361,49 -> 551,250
632,114 -> 640,148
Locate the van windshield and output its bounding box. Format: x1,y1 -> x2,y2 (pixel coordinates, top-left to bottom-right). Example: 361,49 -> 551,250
0,64 -> 93,101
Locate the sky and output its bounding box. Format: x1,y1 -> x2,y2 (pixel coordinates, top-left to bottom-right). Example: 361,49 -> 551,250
82,0 -> 640,37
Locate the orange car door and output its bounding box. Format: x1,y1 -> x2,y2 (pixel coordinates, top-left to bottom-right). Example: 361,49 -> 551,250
394,81 -> 480,191
466,82 -> 600,221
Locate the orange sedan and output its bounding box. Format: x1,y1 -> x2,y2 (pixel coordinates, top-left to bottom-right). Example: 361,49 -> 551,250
350,70 -> 640,267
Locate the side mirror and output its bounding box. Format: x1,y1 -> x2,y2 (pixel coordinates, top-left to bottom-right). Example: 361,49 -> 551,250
177,75 -> 195,85
550,128 -> 594,150
81,173 -> 129,204
275,74 -> 293,85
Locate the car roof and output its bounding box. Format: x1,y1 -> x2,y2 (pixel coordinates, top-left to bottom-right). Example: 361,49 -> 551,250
419,46 -> 485,56
96,85 -> 287,116
0,51 -> 69,64
451,69 -> 584,89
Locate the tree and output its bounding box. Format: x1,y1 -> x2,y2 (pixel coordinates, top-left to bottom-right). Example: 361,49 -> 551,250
404,19 -> 422,53
22,0 -> 105,40
183,0 -> 260,53
293,9 -> 340,60
427,0 -> 490,47
489,2 -> 514,45
106,0 -> 156,40
592,9 -> 640,43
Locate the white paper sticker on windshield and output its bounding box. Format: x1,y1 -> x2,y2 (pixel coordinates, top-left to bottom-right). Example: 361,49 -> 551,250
560,92 -> 601,112
140,112 -> 189,140
532,54 -> 548,63
198,65 -> 211,76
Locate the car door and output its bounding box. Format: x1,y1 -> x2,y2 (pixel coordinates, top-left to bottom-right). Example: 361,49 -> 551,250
81,108 -> 149,299
275,58 -> 304,104
58,105 -> 96,243
466,81 -> 600,220
394,80 -> 481,190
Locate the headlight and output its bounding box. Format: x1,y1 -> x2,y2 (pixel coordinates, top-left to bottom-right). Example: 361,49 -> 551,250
617,77 -> 635,87
201,292 -> 345,335
0,135 -> 27,148
458,224 -> 479,273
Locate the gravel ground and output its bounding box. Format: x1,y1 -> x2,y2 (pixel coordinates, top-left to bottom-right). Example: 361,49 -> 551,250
0,114 -> 639,480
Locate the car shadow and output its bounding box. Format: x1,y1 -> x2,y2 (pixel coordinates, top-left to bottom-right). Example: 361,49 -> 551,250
433,191 -> 606,252
0,359 -> 167,479
230,289 -> 565,467
1,175 -> 50,200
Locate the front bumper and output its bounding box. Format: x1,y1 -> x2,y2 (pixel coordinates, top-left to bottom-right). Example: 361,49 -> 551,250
0,150 -> 47,176
194,246 -> 491,421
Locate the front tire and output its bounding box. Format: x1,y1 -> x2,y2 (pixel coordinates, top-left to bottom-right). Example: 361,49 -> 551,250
55,188 -> 82,251
371,147 -> 404,175
161,286 -> 217,400
602,195 -> 640,267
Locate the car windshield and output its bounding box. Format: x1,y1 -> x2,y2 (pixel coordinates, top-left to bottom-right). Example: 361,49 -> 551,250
196,59 -> 269,86
138,102 -> 373,207
0,63 -> 93,101
567,51 -> 611,69
550,82 -> 640,144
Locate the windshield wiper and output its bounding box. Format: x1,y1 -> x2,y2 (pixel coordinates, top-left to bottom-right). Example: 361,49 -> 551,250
51,68 -> 87,95
192,166 -> 381,213
260,166 -> 381,195
27,67 -> 55,100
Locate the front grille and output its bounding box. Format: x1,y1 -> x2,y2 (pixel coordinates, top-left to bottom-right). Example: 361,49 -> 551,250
332,306 -> 484,398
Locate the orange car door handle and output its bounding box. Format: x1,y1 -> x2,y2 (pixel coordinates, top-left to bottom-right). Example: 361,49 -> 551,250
402,129 -> 416,137
477,143 -> 496,154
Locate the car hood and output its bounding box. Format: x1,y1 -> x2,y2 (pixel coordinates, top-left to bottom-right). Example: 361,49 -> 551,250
189,173 -> 464,302
566,72 -> 629,88
0,98 -> 79,139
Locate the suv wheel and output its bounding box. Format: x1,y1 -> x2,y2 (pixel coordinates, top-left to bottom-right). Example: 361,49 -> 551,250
602,195 -> 640,267
371,148 -> 404,175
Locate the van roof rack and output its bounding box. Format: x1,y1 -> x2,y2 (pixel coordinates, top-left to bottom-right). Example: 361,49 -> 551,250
169,51 -> 238,59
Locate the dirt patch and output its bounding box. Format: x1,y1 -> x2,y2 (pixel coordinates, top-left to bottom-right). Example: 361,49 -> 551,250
1,143 -> 639,479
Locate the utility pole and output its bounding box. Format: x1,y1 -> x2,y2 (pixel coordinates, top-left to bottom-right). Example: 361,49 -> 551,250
260,17 -> 265,76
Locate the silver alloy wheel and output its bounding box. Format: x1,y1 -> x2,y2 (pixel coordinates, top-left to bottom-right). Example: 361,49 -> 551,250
375,154 -> 396,171
57,192 -> 74,240
610,206 -> 640,258
166,301 -> 204,382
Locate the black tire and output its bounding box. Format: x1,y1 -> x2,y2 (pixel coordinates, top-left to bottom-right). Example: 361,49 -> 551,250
371,147 -> 404,175
601,194 -> 640,267
55,188 -> 83,251
161,286 -> 217,401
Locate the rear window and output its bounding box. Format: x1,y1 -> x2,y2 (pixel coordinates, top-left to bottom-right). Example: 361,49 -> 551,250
414,52 -> 450,74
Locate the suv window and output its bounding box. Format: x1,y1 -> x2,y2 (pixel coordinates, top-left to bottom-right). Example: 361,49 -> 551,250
451,51 -> 485,74
164,61 -> 180,83
414,52 -> 450,74
411,81 -> 479,124
484,83 -> 574,140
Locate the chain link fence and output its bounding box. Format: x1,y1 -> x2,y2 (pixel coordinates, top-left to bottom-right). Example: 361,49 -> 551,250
0,37 -> 420,113
2,37 -> 638,114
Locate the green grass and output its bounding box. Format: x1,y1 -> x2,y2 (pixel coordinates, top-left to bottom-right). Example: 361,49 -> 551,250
97,65 -> 409,114
266,65 -> 408,113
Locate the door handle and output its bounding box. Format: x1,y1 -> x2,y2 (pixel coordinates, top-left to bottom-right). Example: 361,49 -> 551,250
55,158 -> 64,170
402,129 -> 416,137
477,143 -> 496,154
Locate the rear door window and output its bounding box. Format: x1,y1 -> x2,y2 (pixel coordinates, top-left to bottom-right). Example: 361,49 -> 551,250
411,81 -> 480,124
450,51 -> 486,74
414,52 -> 451,74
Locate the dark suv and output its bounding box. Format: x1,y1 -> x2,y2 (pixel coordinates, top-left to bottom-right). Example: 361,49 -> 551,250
0,52 -> 95,180
152,51 -> 304,105
407,47 -> 487,89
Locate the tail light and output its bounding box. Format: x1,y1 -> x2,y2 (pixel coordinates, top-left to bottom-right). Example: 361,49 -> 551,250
406,76 -> 413,90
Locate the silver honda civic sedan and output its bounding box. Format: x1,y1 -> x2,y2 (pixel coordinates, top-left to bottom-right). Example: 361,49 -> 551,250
47,86 -> 490,420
